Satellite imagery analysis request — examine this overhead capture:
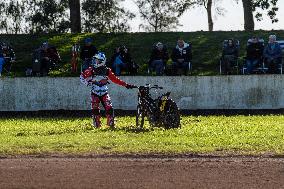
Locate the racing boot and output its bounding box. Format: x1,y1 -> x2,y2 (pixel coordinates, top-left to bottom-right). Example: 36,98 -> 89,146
106,115 -> 115,128
92,115 -> 101,128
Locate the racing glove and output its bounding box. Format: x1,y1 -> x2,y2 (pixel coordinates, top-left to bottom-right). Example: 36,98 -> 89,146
125,84 -> 136,89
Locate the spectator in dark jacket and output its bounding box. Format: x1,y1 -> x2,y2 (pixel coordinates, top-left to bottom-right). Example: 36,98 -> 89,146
263,35 -> 282,74
0,42 -> 16,75
245,37 -> 264,74
111,45 -> 138,75
0,53 -> 4,77
36,42 -> 60,76
80,37 -> 98,71
221,39 -> 239,75
119,46 -> 138,75
149,42 -> 169,75
171,38 -> 192,75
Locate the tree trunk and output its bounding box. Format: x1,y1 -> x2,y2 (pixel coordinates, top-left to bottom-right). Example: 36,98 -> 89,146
69,0 -> 81,33
206,0 -> 213,31
242,0 -> 254,31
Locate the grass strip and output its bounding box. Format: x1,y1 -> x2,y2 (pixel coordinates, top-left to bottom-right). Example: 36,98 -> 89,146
0,115 -> 284,156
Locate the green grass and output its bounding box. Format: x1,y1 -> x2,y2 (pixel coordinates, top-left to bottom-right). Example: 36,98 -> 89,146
2,30 -> 284,76
1,115 -> 284,156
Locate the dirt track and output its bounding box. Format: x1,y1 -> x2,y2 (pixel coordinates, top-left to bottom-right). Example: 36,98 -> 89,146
0,156 -> 284,189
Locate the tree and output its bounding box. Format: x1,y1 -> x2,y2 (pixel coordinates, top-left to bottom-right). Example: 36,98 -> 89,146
0,0 -> 25,34
82,0 -> 135,33
69,0 -> 81,33
240,0 -> 279,31
180,0 -> 225,31
25,0 -> 70,34
253,0 -> 279,23
134,0 -> 186,32
242,0 -> 254,31
205,0 -> 213,31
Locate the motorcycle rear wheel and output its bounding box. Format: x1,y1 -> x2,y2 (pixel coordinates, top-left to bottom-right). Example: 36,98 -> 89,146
162,99 -> 180,129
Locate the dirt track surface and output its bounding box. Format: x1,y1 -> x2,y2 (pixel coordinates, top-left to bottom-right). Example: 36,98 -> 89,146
1,157 -> 284,189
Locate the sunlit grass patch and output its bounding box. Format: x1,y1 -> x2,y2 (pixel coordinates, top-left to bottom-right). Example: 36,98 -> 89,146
0,115 -> 284,156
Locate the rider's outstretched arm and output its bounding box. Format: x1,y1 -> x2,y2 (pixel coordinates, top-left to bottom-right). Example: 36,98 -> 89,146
107,68 -> 127,87
107,68 -> 136,89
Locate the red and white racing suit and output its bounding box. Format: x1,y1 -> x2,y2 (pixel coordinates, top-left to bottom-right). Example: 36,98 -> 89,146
80,66 -> 128,127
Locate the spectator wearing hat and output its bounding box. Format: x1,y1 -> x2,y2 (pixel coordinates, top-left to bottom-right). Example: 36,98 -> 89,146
80,37 -> 98,71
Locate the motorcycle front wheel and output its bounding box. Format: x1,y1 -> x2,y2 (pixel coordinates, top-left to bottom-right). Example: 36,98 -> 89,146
136,105 -> 145,128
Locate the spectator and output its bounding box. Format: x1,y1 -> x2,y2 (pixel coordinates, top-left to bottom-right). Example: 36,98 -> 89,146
39,42 -> 61,76
263,35 -> 282,74
32,47 -> 42,76
0,53 -> 5,77
32,42 -> 60,76
0,42 -> 16,74
171,38 -> 192,75
148,42 -> 169,76
119,46 -> 139,75
245,37 -> 264,74
80,37 -> 98,71
71,42 -> 80,73
221,39 -> 239,75
111,45 -> 138,75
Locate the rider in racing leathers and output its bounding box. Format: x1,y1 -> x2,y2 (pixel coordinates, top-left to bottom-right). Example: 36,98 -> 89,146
80,52 -> 135,128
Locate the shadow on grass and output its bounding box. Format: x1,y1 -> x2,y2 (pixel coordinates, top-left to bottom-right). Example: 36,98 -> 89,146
1,109 -> 283,119
98,126 -> 154,133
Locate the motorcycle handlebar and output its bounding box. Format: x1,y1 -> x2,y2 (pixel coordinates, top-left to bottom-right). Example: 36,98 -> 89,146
132,85 -> 163,90
151,86 -> 163,90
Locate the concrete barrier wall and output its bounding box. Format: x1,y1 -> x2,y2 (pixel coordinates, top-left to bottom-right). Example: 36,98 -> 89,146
0,75 -> 283,111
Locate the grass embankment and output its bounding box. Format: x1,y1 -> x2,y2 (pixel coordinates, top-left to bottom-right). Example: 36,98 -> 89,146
2,30 -> 284,76
0,115 -> 284,156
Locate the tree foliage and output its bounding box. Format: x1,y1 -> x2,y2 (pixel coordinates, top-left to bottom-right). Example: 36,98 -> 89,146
81,0 -> 135,33
0,0 -> 70,34
134,0 -> 187,32
238,0 -> 279,31
253,0 -> 279,23
25,0 -> 70,34
0,0 -> 25,34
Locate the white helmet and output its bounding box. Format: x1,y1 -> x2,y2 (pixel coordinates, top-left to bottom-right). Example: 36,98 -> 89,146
92,52 -> 106,68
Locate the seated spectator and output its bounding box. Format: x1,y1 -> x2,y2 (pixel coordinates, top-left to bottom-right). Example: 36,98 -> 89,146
120,46 -> 139,75
0,42 -> 16,74
111,45 -> 138,76
0,53 -> 5,77
41,42 -> 60,75
80,37 -> 98,71
32,42 -> 61,76
245,37 -> 264,74
221,39 -> 239,75
148,42 -> 169,76
171,38 -> 192,75
263,35 -> 282,74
